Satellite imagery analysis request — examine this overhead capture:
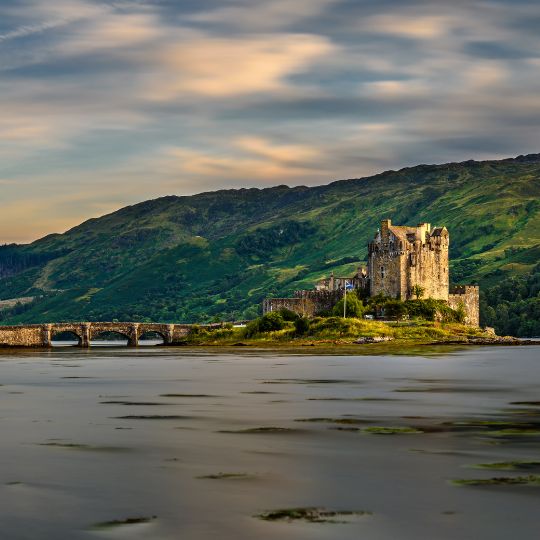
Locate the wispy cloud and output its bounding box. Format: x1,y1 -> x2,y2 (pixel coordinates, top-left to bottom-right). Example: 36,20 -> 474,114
143,33 -> 336,99
0,0 -> 539,242
185,0 -> 341,30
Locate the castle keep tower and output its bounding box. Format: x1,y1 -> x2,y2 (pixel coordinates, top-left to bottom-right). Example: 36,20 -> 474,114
368,219 -> 449,300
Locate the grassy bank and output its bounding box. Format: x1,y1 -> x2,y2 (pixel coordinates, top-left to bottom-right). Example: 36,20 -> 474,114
182,316 -> 496,347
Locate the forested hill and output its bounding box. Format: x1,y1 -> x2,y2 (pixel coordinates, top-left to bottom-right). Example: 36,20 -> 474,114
1,154 -> 539,335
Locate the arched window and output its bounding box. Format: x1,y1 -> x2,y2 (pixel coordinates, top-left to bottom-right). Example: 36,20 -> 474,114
380,266 -> 386,279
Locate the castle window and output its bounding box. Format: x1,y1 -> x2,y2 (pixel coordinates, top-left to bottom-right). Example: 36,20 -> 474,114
380,266 -> 386,279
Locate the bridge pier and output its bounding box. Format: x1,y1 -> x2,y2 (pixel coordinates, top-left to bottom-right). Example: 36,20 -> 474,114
80,323 -> 90,348
165,324 -> 175,345
128,323 -> 139,347
42,324 -> 52,347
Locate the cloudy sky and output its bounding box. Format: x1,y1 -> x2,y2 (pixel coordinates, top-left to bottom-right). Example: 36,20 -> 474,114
1,0 -> 539,242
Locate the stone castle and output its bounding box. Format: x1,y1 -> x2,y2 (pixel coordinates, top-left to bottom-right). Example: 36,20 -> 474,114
263,219 -> 479,326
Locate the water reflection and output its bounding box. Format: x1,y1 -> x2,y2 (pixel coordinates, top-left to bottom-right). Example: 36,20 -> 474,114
51,339 -> 164,347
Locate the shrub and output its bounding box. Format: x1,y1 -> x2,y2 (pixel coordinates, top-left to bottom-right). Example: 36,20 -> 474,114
258,312 -> 286,332
278,308 -> 300,321
294,317 -> 310,335
188,324 -> 209,337
384,300 -> 407,321
332,294 -> 365,318
244,319 -> 261,338
244,312 -> 287,337
404,299 -> 438,320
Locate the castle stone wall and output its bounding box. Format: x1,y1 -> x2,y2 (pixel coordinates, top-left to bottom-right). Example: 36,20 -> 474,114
369,249 -> 406,299
294,289 -> 343,314
262,298 -> 316,317
448,285 -> 480,327
262,290 -> 344,317
405,235 -> 449,301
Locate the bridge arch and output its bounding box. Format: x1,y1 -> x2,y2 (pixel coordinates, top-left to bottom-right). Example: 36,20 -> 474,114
88,323 -> 138,346
90,329 -> 131,346
50,329 -> 82,347
138,330 -> 166,345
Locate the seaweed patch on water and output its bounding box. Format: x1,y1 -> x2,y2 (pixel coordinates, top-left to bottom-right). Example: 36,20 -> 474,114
159,394 -> 218,398
112,415 -> 190,420
441,420 -> 540,435
261,379 -> 358,385
505,408 -> 540,417
218,427 -> 300,434
409,449 -> 474,456
241,391 -> 281,395
295,418 -> 368,425
37,442 -> 130,452
483,428 -> 540,437
452,475 -> 540,487
307,397 -> 400,402
443,420 -> 535,428
363,426 -> 424,435
472,460 -> 540,471
90,516 -> 157,529
394,386 -> 506,393
510,401 -> 540,406
100,401 -> 173,406
255,507 -> 372,523
196,472 -> 253,480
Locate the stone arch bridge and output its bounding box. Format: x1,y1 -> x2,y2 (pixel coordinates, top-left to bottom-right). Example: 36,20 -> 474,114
0,322 -> 223,348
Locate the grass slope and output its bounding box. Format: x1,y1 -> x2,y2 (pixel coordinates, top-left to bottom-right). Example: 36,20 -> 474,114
0,155 -> 539,328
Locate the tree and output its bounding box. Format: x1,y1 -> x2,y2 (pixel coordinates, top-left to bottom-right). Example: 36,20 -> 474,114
294,317 -> 310,335
278,308 -> 300,321
332,294 -> 365,318
384,300 -> 407,321
244,312 -> 287,337
411,284 -> 425,299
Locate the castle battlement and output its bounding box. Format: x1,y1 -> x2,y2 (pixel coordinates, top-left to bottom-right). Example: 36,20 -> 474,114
450,285 -> 479,294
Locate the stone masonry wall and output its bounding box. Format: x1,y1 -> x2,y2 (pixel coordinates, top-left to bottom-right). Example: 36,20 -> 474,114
0,325 -> 44,347
263,290 -> 344,317
369,250 -> 406,299
406,236 -> 449,301
262,298 -> 316,317
294,289 -> 343,314
448,285 -> 480,327
0,322 -> 220,347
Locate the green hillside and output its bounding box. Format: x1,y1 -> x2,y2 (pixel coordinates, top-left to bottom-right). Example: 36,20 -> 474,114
1,155 -> 539,335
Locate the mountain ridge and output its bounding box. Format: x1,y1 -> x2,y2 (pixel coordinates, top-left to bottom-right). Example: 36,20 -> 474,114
28,152 -> 540,244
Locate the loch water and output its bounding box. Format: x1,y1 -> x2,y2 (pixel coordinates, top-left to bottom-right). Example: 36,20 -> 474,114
0,345 -> 539,539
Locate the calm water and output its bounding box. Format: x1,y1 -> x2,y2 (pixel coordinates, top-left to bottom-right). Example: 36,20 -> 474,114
0,345 -> 539,539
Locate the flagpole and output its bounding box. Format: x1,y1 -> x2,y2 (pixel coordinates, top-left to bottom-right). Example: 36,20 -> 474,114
343,280 -> 347,319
